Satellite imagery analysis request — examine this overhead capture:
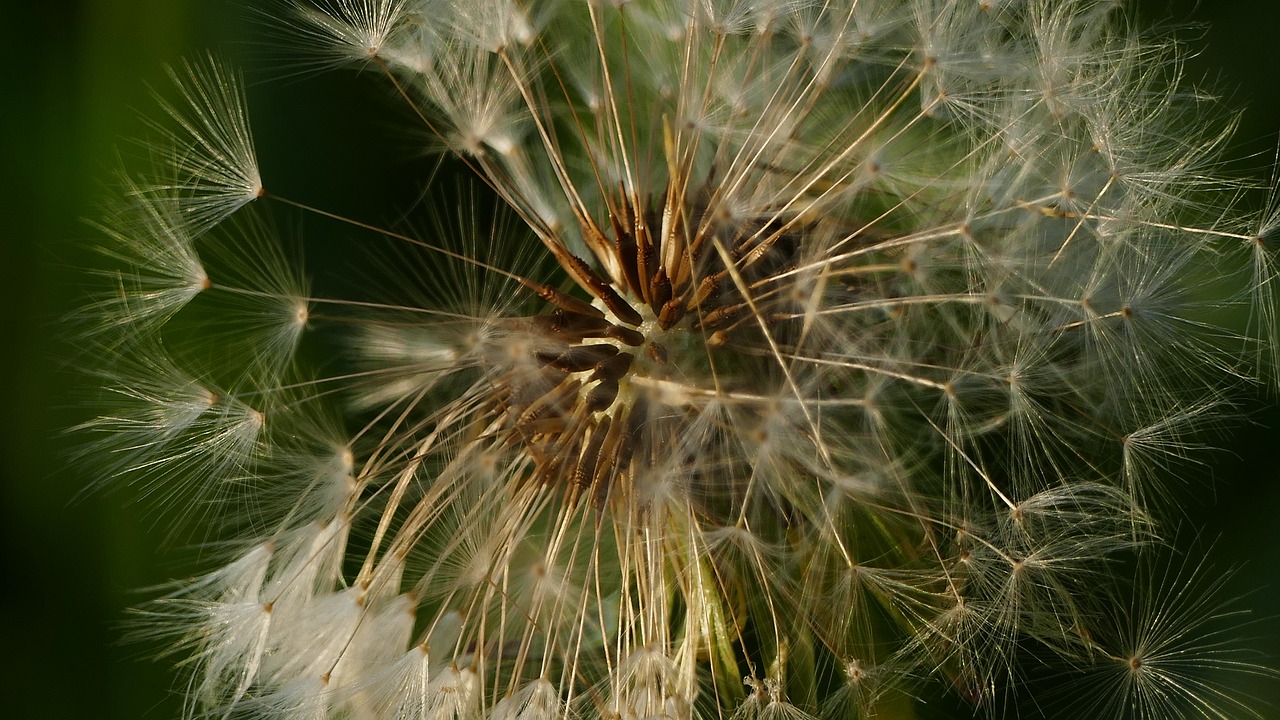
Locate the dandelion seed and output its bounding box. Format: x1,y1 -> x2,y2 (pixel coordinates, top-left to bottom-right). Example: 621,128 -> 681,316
1058,553 -> 1273,720
81,1 -> 1279,718
145,54 -> 263,234
79,182 -> 208,334
290,0 -> 410,65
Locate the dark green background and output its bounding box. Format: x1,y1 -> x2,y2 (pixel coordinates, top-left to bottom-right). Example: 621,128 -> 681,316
4,1 -> 1279,717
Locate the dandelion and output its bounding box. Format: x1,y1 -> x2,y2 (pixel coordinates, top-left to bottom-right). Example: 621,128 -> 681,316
80,1 -> 1278,718
1058,553 -> 1274,720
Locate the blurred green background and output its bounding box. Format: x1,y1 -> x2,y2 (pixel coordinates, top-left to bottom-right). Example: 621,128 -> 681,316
4,1 -> 1279,717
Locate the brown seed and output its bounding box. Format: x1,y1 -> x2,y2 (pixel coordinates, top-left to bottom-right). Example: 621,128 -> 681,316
693,269 -> 727,307
522,279 -> 605,319
647,341 -> 669,364
598,285 -> 644,327
606,324 -> 645,346
618,396 -> 647,468
612,203 -> 642,295
586,380 -> 620,412
557,252 -> 644,327
574,419 -> 610,489
592,415 -> 622,489
542,344 -> 619,372
635,226 -> 655,295
649,267 -> 673,312
532,311 -> 614,341
696,302 -> 747,330
658,297 -> 686,329
591,352 -> 635,382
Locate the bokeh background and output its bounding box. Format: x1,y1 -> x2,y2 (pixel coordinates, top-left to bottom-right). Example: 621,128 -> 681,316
4,1 -> 1280,717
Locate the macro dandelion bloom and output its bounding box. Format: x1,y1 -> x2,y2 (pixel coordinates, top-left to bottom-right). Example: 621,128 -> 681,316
80,1 -> 1279,718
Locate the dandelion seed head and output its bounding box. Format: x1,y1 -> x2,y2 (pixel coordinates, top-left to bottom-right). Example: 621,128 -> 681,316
79,0 -> 1280,717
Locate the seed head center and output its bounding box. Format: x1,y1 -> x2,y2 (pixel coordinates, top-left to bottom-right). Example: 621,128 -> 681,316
491,193 -> 809,500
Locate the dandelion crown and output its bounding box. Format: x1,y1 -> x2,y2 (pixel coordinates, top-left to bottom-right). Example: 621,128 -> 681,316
81,1 -> 1280,718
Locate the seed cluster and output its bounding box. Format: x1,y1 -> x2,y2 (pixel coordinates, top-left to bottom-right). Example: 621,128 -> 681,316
494,188 -> 809,500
